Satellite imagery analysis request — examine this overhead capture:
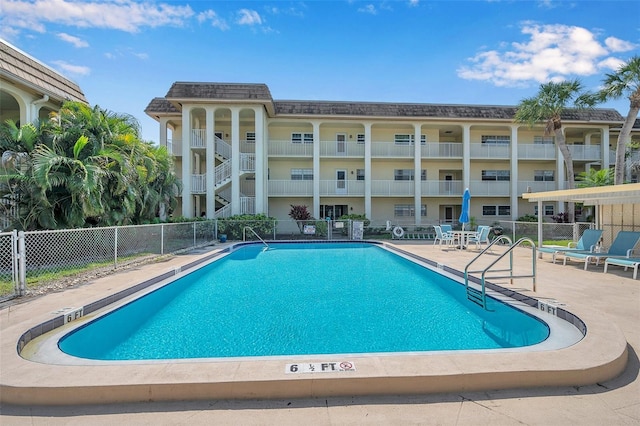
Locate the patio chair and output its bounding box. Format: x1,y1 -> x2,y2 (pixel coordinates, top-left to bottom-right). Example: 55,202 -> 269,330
440,224 -> 453,234
434,225 -> 456,248
604,257 -> 640,279
561,231 -> 640,270
538,229 -> 603,264
468,226 -> 491,250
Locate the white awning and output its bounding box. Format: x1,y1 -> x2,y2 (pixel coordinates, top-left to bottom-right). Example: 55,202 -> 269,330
522,183 -> 640,206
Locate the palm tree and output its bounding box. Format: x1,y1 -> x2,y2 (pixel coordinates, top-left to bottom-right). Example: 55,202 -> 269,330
598,56 -> 640,184
515,80 -> 598,220
576,168 -> 614,188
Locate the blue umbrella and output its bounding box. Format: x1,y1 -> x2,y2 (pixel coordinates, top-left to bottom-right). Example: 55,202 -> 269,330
459,188 -> 471,231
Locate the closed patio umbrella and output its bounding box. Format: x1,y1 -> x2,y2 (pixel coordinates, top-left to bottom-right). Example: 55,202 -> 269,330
459,188 -> 471,231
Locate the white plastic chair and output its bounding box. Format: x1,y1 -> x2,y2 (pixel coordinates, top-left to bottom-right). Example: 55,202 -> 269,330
434,225 -> 456,248
468,226 -> 491,250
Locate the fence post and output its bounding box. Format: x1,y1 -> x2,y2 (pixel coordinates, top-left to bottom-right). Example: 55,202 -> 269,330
17,230 -> 26,296
161,224 -> 164,255
273,220 -> 276,240
193,222 -> 197,247
114,227 -> 118,268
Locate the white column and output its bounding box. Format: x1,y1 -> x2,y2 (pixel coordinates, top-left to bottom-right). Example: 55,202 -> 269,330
159,118 -> 169,149
364,123 -> 372,220
231,107 -> 241,215
601,127 -> 610,170
312,121 -> 321,219
462,125 -> 471,188
205,107 -> 215,218
414,124 -> 422,225
254,107 -> 266,214
556,143 -> 566,214
510,125 -> 519,220
181,106 -> 193,217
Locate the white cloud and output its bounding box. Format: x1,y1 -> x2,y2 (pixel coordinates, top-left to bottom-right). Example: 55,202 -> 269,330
197,10 -> 229,31
408,0 -> 419,6
604,36 -> 637,53
457,23 -> 637,87
51,60 -> 91,76
56,32 -> 89,48
358,4 -> 377,14
0,0 -> 195,34
237,9 -> 262,25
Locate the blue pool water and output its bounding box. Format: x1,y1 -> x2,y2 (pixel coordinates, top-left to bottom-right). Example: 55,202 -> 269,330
59,243 -> 550,360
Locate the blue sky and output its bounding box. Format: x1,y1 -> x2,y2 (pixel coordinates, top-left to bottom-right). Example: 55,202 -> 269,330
2,0 -> 639,143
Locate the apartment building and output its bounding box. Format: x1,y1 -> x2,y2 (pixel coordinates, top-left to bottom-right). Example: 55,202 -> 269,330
0,39 -> 88,125
145,82 -> 634,225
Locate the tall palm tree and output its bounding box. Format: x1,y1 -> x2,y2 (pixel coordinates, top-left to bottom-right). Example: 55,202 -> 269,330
515,80 -> 598,220
598,56 -> 640,184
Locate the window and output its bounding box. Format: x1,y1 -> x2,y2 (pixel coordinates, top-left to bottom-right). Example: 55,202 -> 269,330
534,170 -> 554,181
482,170 -> 510,181
481,135 -> 510,144
356,169 -> 365,181
534,205 -> 555,216
534,136 -> 554,144
357,134 -> 365,144
291,169 -> 313,180
394,169 -> 426,181
292,133 -> 314,144
245,132 -> 255,143
394,204 -> 426,217
394,134 -> 426,145
482,205 -> 510,216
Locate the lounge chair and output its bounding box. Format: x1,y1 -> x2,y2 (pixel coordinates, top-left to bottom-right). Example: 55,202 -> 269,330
604,257 -> 640,279
434,225 -> 456,248
538,229 -> 603,264
468,225 -> 491,250
440,224 -> 452,234
561,231 -> 640,270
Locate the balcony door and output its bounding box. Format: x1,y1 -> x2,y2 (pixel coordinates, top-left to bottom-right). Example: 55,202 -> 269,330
336,169 -> 347,194
336,133 -> 347,155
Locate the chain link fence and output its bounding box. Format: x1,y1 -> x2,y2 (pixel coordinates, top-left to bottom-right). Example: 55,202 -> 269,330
1,218 -> 629,302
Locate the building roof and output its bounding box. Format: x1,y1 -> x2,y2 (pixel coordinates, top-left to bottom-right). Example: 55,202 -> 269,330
522,183 -> 640,206
0,39 -> 87,104
145,82 -> 626,123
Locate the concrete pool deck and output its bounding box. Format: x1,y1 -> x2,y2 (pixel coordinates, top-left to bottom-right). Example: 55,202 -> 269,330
1,241 -> 638,424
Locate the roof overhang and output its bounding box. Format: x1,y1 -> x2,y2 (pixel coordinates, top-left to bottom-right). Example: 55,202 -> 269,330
522,183 -> 640,206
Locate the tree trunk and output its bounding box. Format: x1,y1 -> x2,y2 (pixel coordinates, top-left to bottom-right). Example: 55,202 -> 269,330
614,101 -> 640,184
554,128 -> 575,220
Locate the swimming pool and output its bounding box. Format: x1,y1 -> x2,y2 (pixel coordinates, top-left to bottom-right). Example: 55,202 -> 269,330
57,242 -> 550,361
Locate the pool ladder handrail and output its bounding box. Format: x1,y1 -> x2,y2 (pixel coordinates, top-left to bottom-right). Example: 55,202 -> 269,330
464,236 -> 537,310
243,226 -> 270,250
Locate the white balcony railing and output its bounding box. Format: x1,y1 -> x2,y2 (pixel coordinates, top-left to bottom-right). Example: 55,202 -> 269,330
568,145 -> 601,160
240,197 -> 255,215
191,129 -> 206,148
518,144 -> 556,160
517,180 -> 557,194
421,180 -> 464,196
421,143 -> 463,158
319,141 -> 366,157
216,136 -> 231,160
240,153 -> 255,172
268,140 -> 313,157
469,180 -> 511,196
191,174 -> 206,194
319,180 -> 365,196
470,143 -> 510,159
371,142 -> 414,158
215,160 -> 231,187
371,180 -> 414,196
268,180 -> 313,196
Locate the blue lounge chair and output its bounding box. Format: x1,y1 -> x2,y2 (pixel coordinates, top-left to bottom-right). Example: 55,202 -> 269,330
561,231 -> 640,270
538,229 -> 603,264
604,257 -> 640,279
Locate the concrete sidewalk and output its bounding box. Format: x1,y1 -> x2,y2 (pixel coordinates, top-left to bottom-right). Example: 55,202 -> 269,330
1,241 -> 638,425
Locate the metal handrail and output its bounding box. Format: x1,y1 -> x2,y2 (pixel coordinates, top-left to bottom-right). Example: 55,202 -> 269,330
243,226 -> 269,250
464,236 -> 537,309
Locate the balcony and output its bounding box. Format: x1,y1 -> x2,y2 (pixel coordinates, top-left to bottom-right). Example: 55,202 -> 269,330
568,145 -> 601,160
320,180 -> 365,196
470,143 -> 510,159
191,129 -> 206,149
268,180 -> 313,196
469,180 -> 510,196
319,141 -> 365,157
518,144 -> 556,160
191,174 -> 206,194
517,180 -> 557,194
371,180 -> 414,196
421,143 -> 463,158
268,140 -> 313,157
421,180 -> 464,196
371,142 -> 414,158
